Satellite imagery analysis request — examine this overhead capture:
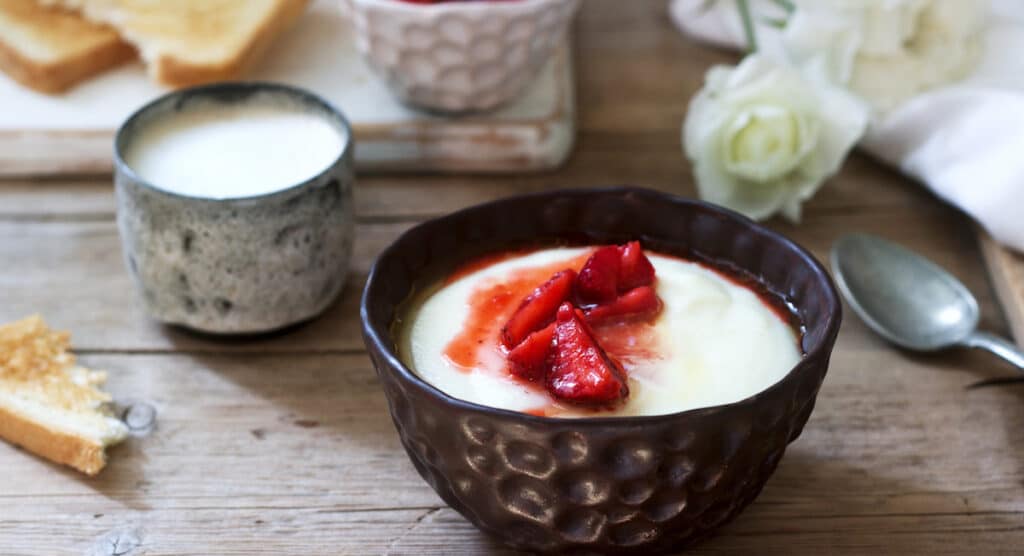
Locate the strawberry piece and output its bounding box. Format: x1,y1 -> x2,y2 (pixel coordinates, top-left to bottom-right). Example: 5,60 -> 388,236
576,246 -> 621,304
546,303 -> 629,406
501,269 -> 576,348
617,241 -> 656,291
507,322 -> 555,381
584,286 -> 662,325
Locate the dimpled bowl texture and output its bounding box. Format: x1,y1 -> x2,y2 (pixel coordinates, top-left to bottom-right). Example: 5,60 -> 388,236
115,82 -> 356,335
347,0 -> 580,112
361,187 -> 841,554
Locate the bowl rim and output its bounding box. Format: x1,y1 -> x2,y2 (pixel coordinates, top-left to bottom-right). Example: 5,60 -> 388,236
113,81 -> 354,204
350,0 -> 578,16
361,186 -> 842,426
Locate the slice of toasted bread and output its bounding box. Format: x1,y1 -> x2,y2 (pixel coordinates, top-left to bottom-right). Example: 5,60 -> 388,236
0,0 -> 134,93
0,315 -> 128,475
40,0 -> 309,87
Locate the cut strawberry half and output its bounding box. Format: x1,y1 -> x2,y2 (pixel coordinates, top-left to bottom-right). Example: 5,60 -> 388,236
584,286 -> 662,325
617,241 -> 656,291
507,322 -> 555,381
546,303 -> 629,406
501,269 -> 576,349
576,246 -> 621,304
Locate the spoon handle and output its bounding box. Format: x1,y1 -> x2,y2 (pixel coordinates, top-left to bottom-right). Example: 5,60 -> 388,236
962,331 -> 1024,371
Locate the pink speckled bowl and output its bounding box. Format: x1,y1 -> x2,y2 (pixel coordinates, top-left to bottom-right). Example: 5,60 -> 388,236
346,0 -> 580,112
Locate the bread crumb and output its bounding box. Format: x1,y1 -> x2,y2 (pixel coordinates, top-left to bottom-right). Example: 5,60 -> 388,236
0,315 -> 110,411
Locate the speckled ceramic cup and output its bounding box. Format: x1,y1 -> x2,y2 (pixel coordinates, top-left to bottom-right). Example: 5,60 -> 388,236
114,82 -> 355,335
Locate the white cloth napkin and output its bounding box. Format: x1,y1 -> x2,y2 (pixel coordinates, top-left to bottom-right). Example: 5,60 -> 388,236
670,0 -> 1024,253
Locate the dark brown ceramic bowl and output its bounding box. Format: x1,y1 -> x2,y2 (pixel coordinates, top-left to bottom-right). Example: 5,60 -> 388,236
360,187 -> 841,554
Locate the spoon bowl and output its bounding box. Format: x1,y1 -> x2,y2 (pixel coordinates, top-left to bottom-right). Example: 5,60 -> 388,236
831,234 -> 979,350
831,233 -> 1024,370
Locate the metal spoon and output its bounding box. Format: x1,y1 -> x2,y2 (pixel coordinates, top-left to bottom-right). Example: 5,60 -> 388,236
831,233 -> 1024,370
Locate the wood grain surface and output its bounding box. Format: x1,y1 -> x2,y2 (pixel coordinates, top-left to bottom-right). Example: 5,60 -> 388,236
2,2 -> 1024,555
979,231 -> 1024,346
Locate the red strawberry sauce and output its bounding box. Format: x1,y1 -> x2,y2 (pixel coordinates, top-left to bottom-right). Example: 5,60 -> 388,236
443,251 -> 591,372
442,249 -> 662,382
440,246 -> 801,414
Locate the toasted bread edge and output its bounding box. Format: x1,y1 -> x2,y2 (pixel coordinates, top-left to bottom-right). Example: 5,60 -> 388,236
0,33 -> 134,93
0,402 -> 109,475
153,0 -> 311,87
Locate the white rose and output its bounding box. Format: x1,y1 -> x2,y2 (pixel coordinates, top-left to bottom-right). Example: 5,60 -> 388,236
783,0 -> 988,112
684,55 -> 869,222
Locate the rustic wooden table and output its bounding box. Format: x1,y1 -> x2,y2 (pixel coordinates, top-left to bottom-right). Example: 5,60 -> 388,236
2,3 -> 1023,555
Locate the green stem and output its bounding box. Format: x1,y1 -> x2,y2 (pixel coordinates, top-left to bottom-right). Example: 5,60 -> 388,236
736,0 -> 758,52
771,0 -> 795,14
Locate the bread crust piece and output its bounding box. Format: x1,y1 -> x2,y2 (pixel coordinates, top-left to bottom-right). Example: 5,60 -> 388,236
0,34 -> 133,93
40,0 -> 311,87
0,402 -> 107,476
155,0 -> 308,87
0,0 -> 134,93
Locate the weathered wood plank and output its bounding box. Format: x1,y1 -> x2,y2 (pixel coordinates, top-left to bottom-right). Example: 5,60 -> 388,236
0,146 -> 952,221
0,508 -> 428,556
0,355 -> 432,510
0,220 -> 410,352
390,508 -> 1024,555
1,1 -> 1021,554
0,199 -> 1004,353
0,342 -> 1021,554
979,230 -> 1024,346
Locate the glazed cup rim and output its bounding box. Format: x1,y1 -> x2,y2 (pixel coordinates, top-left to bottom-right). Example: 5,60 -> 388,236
113,81 -> 354,204
361,186 -> 842,426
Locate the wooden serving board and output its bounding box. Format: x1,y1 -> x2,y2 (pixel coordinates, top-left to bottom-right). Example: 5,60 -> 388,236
0,0 -> 575,177
978,231 -> 1024,345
